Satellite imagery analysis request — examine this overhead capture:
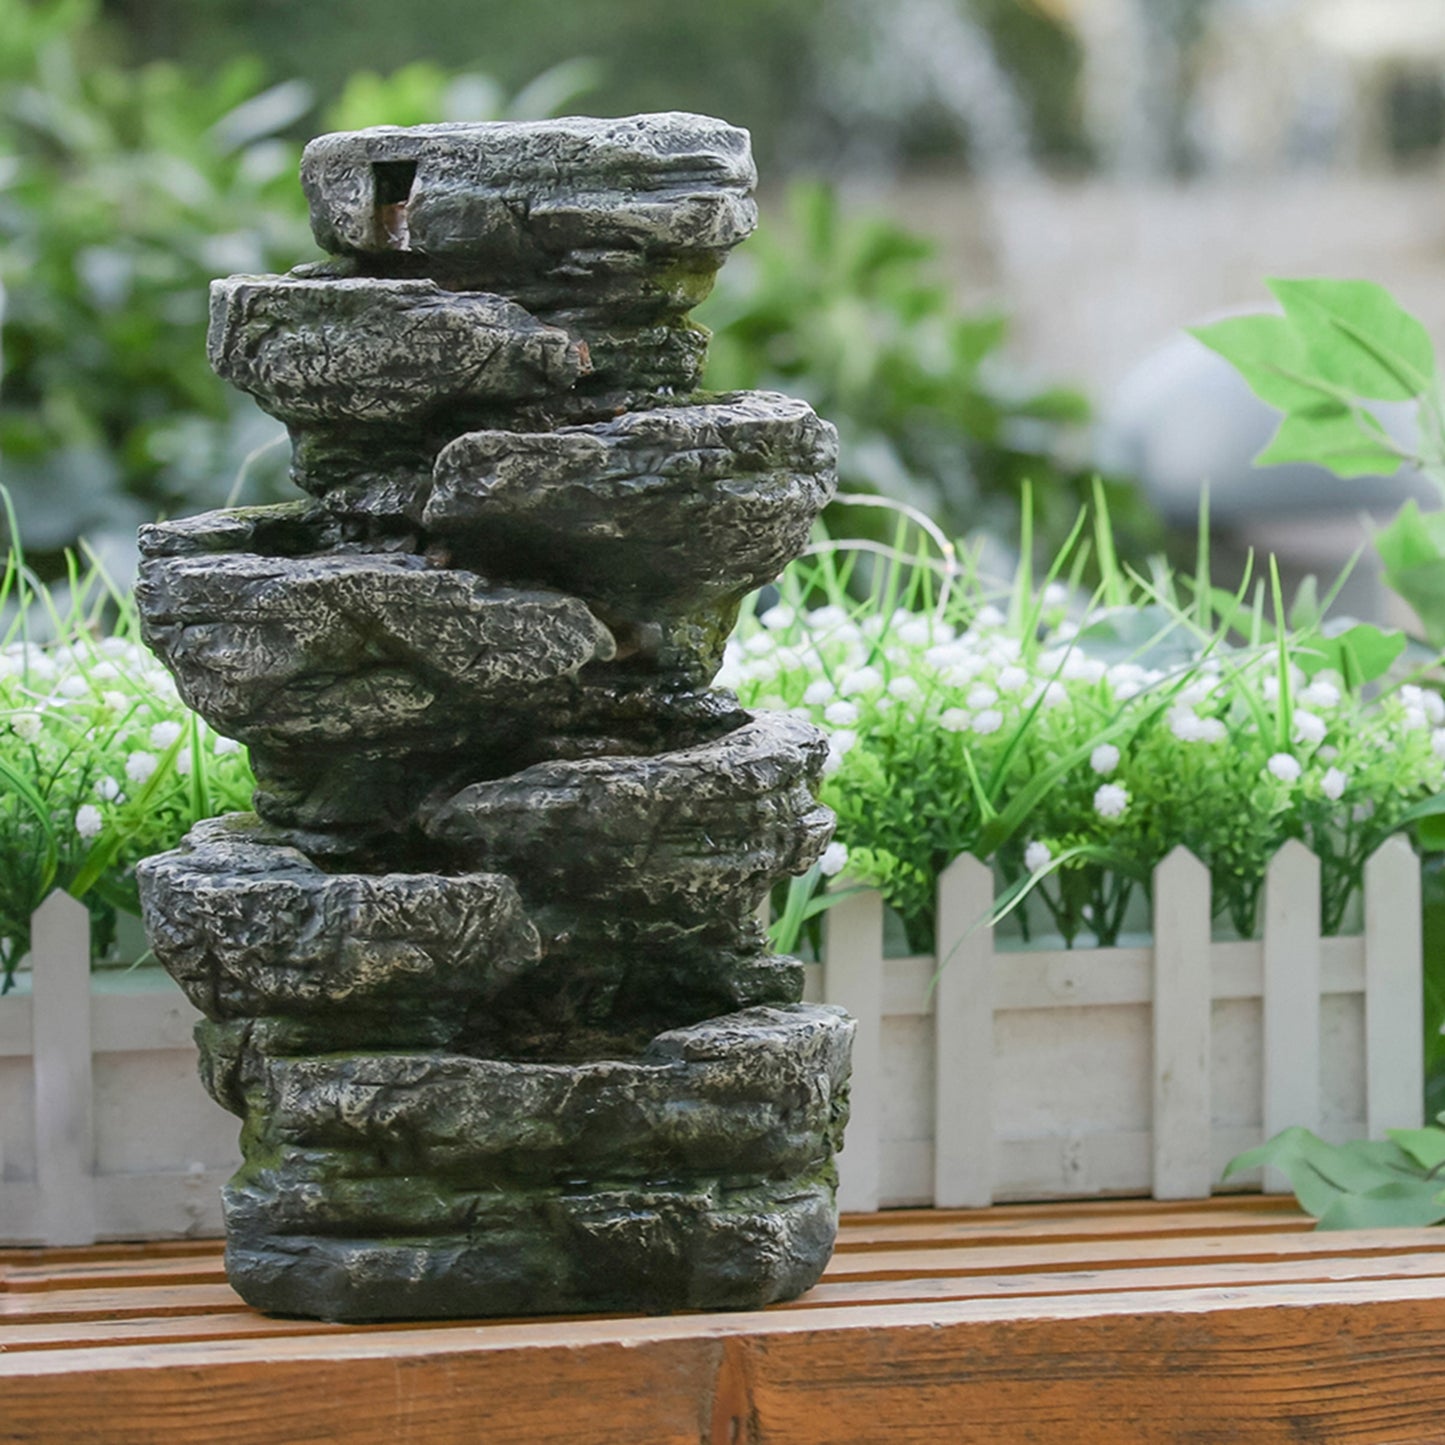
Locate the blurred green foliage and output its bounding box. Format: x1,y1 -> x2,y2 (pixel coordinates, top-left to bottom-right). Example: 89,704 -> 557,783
1,1 -> 1141,563
0,0 -> 309,554
0,0 -> 601,561
100,0 -> 1089,174
967,0 -> 1088,170
102,0 -> 831,170
700,184 -> 1153,554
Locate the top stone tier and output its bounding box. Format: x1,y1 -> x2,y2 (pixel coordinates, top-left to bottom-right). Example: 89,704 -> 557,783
300,113 -> 757,319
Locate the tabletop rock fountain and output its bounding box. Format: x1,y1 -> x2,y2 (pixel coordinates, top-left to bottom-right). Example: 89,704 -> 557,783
134,114 -> 854,1321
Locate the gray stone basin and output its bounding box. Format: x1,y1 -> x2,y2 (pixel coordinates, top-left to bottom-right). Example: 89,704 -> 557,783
426,391 -> 838,612
209,275 -> 585,426
425,712 -> 834,913
212,1003 -> 852,1319
136,543 -> 615,751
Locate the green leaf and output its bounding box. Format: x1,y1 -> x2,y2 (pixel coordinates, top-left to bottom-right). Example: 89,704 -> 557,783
1375,503 -> 1445,647
1188,313 -> 1338,413
504,58 -> 604,122
1073,603 -> 1199,669
1288,575 -> 1322,632
1255,404 -> 1402,478
1315,1180 -> 1445,1231
1294,621 -> 1407,684
1010,386 -> 1091,425
209,78 -> 313,152
1385,566 -> 1445,650
1224,1127 -> 1424,1222
1387,1126 -> 1445,1173
1268,278 -> 1437,402
1375,500 -> 1445,572
950,313 -> 1008,370
1390,793 -> 1445,843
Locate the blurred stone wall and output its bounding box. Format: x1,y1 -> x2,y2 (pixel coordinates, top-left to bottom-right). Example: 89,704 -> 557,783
877,170 -> 1445,394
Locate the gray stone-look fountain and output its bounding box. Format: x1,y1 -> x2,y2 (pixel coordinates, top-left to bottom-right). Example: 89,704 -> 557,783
134,114 -> 853,1321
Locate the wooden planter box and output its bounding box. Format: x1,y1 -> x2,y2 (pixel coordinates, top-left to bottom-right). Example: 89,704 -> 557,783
802,837 -> 1425,1212
0,893 -> 238,1247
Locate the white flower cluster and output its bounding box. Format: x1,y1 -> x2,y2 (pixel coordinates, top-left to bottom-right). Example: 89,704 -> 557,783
728,589 -> 1445,885
724,600 -> 1179,781
1,635 -> 250,846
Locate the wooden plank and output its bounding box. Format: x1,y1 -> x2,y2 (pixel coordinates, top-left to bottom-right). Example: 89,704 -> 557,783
790,1249 -> 1445,1309
92,1166 -> 231,1242
1318,934 -> 1367,994
1365,836 -> 1424,1136
837,1193 -> 1306,1230
0,1170 -> 233,1251
0,1238 -> 222,1272
816,935 -> 1366,1019
818,1227 -> 1445,1280
0,1283 -> 242,1324
2,1199 -> 1312,1287
88,970 -> 202,1054
1262,840 -> 1321,1193
822,884 -> 885,1213
29,892 -> 97,1248
9,1250 -> 1445,1348
8,1265 -> 1445,1365
991,947 -> 1152,1010
1151,847 -> 1213,1199
3,1198 -> 1444,1442
835,1206 -> 1314,1249
881,956 -> 936,1018
734,1280 -> 1445,1445
0,1203 -> 1325,1290
0,1329 -> 729,1445
1,1255 -> 229,1292
932,855 -> 994,1208
7,1277 -> 1445,1442
0,985 -> 33,1058
11,1242 -> 1442,1337
0,1311 -> 356,1351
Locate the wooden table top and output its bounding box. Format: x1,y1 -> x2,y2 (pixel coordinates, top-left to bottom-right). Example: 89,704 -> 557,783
4,1193 -> 1445,1443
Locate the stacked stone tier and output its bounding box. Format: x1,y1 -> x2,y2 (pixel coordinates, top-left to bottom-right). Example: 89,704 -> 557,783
137,113 -> 852,1320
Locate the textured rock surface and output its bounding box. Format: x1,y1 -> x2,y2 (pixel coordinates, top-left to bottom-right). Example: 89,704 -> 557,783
240,679 -> 749,840
136,548 -> 615,749
215,1004 -> 849,1320
138,817 -> 541,1050
138,114 -> 851,1322
209,276 -> 585,425
214,1005 -> 849,1181
300,114 -> 756,318
428,392 -> 838,611
426,713 -> 834,913
137,500 -> 375,561
224,1175 -> 838,1320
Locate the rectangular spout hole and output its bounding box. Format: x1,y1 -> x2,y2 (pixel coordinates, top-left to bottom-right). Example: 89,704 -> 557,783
372,160 -> 417,248
372,160 -> 417,206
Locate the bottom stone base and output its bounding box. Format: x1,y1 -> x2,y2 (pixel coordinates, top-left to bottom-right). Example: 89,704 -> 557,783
223,1175 -> 838,1320
203,1003 -> 852,1320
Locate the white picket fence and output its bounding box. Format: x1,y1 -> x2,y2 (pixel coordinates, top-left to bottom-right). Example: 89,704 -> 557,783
0,892 -> 237,1246
801,836 -> 1425,1212
0,836 -> 1427,1242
